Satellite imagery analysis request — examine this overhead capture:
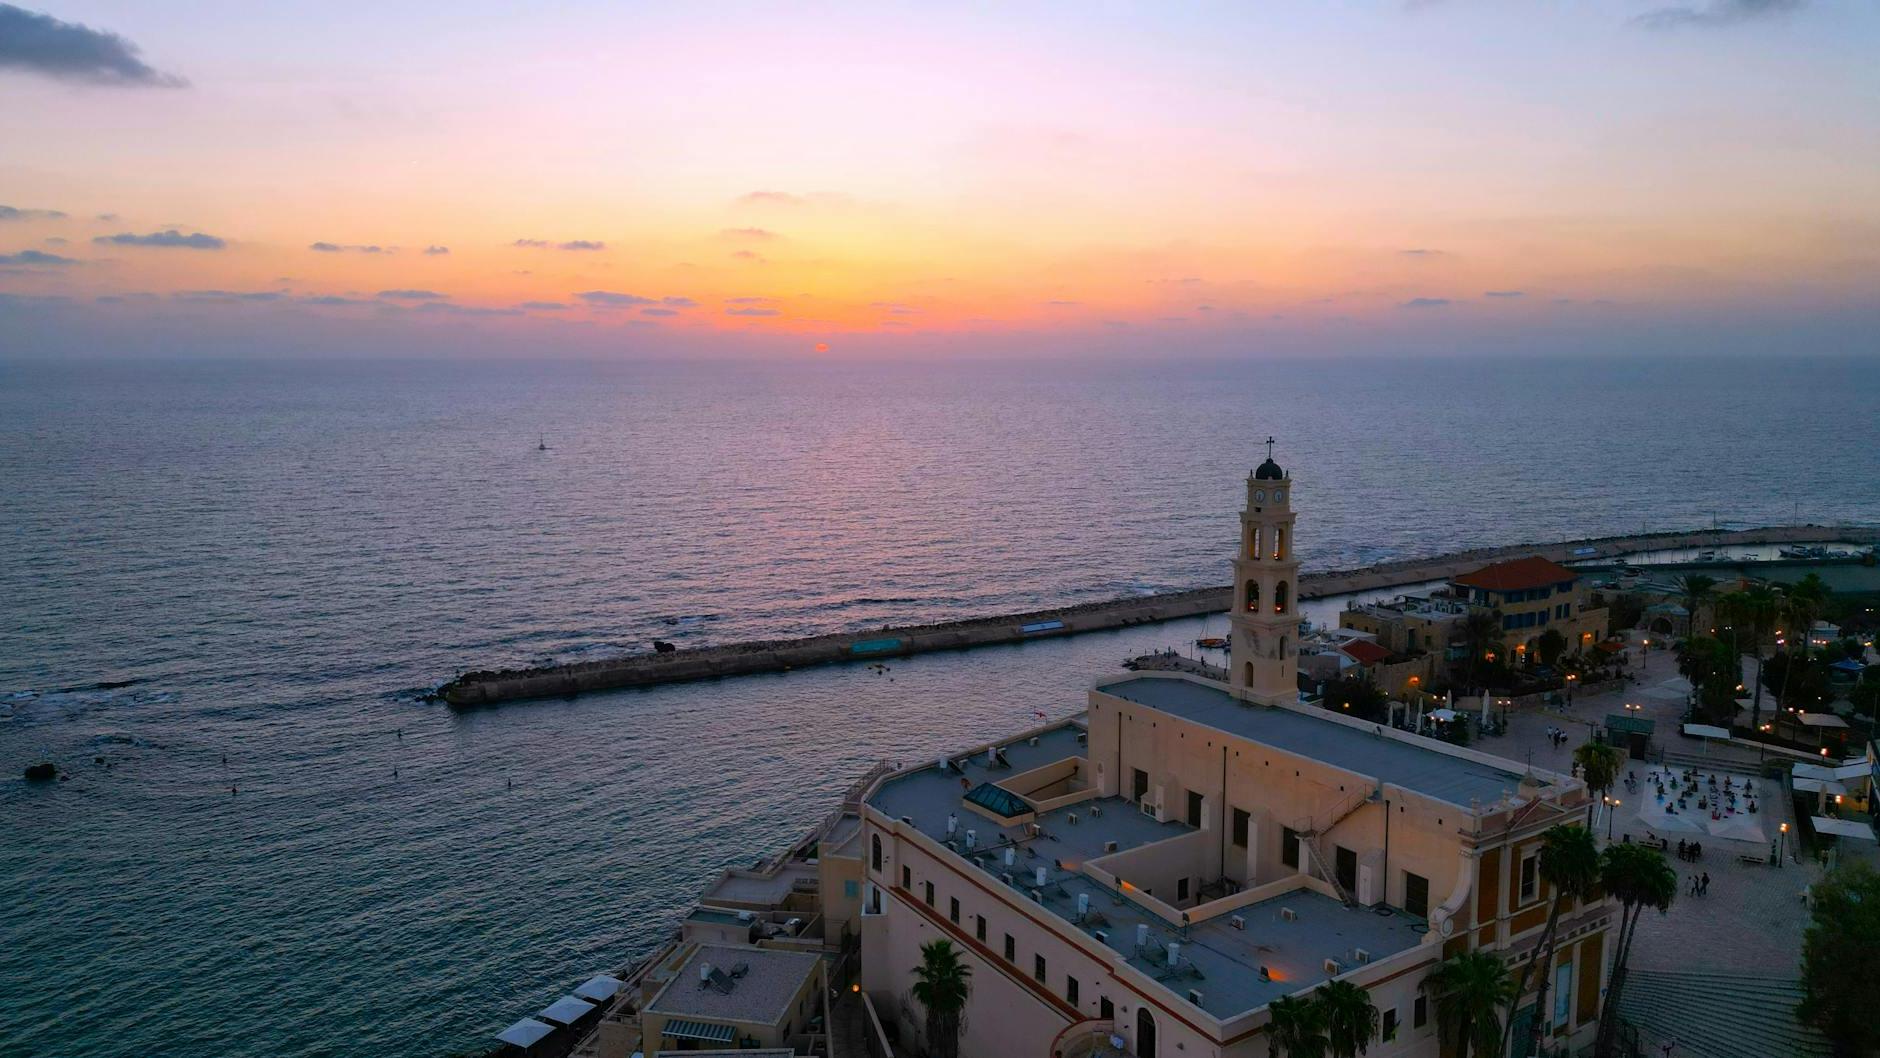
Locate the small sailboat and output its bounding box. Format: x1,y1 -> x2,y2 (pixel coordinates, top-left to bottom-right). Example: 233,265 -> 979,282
537,434 -> 550,452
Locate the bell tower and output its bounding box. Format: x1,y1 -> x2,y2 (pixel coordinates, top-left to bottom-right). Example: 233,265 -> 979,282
1229,438 -> 1301,704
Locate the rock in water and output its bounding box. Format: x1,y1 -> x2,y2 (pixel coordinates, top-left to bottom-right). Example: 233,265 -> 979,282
24,762 -> 57,781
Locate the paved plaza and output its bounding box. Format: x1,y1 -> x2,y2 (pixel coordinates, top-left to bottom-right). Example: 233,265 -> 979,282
1472,649 -> 1824,975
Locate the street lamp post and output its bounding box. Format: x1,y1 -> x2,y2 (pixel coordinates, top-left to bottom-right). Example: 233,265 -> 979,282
1777,822 -> 1790,867
1604,795 -> 1621,841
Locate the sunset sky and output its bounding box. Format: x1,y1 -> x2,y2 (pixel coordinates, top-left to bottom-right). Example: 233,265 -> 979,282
2,0 -> 1876,358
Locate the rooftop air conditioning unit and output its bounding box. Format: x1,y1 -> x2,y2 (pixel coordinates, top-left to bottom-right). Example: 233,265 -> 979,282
1229,915 -> 1246,931
1324,958 -> 1343,975
1029,736 -> 1040,747
1103,840 -> 1119,853
1090,805 -> 1103,817
1002,873 -> 1014,886
1354,948 -> 1372,965
1188,990 -> 1205,1007
1029,889 -> 1043,903
1093,929 -> 1109,943
1280,908 -> 1298,922
899,816 -> 915,826
1139,800 -> 1156,817
1067,813 -> 1079,826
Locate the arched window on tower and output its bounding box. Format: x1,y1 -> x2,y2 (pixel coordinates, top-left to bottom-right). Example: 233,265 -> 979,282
1272,527 -> 1286,561
1275,581 -> 1290,614
1250,527 -> 1262,560
1244,580 -> 1260,612
1278,635 -> 1288,659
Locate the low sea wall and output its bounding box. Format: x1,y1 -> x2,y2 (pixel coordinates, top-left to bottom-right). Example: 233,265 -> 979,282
436,523 -> 1876,708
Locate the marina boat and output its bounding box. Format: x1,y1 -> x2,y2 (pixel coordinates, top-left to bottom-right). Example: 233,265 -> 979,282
1780,545 -> 1826,559
1195,636 -> 1228,649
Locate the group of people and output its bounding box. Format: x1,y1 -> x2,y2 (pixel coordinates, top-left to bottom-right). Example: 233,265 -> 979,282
1544,725 -> 1573,749
1687,871 -> 1712,897
1650,767 -> 1758,820
1675,838 -> 1704,861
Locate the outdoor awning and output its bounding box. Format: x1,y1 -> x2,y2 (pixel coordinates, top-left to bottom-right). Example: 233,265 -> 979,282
537,995 -> 595,1026
1797,713 -> 1850,729
1429,708 -> 1460,722
496,1018 -> 554,1049
1682,723 -> 1731,740
574,974 -> 622,1002
661,1019 -> 737,1043
1830,659 -> 1866,674
1810,817 -> 1877,841
1606,715 -> 1656,736
1793,778 -> 1849,797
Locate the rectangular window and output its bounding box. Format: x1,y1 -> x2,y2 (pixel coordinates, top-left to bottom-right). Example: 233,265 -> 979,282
975,915 -> 987,942
901,865 -> 911,889
1404,872 -> 1429,918
1132,768 -> 1149,803
843,879 -> 859,899
1004,934 -> 1015,962
1186,790 -> 1204,828
1177,877 -> 1190,902
1100,997 -> 1114,1020
924,881 -> 935,907
949,896 -> 959,923
1414,995 -> 1428,1029
1520,854 -> 1538,903
1282,827 -> 1301,869
1232,808 -> 1250,848
1383,1009 -> 1399,1042
1034,954 -> 1047,983
1067,976 -> 1080,1006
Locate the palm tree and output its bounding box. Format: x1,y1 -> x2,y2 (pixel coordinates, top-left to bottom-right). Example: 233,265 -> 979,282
1677,573 -> 1716,639
909,939 -> 971,1058
1266,993 -> 1328,1058
1427,950 -> 1514,1058
1572,740 -> 1621,828
1502,824 -> 1602,1058
1778,576 -> 1829,710
1593,843 -> 1679,1058
1317,979 -> 1379,1058
1735,583 -> 1780,731
1461,610 -> 1503,691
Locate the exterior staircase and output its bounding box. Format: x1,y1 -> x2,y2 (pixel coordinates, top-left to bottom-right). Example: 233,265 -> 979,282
1616,970 -> 1832,1058
1299,786 -> 1380,905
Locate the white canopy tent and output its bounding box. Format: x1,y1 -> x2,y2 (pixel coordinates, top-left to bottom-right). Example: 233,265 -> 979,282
538,995 -> 596,1027
1430,708 -> 1461,723
1811,817 -> 1877,842
496,1018 -> 555,1050
574,974 -> 623,1003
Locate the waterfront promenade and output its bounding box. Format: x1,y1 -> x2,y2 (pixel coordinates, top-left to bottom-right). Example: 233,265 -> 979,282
438,523 -> 1875,707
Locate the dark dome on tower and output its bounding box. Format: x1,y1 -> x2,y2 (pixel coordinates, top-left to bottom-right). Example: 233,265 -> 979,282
1254,458 -> 1285,480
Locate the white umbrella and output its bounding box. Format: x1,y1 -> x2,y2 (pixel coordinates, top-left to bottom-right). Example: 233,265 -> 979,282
1481,690 -> 1492,726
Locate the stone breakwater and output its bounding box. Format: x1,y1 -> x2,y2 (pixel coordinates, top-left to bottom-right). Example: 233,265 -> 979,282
436,524 -> 1875,708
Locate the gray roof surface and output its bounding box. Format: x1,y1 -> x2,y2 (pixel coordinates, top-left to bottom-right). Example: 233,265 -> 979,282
865,720 -> 1430,1018
645,944 -> 821,1025
1099,676 -> 1527,807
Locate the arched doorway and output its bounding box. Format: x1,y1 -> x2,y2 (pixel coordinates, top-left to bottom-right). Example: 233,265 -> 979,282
1136,1008 -> 1158,1058
1244,662 -> 1256,686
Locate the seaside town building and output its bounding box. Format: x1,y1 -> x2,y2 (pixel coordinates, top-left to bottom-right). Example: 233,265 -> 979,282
1447,556 -> 1609,662
854,452 -> 1615,1058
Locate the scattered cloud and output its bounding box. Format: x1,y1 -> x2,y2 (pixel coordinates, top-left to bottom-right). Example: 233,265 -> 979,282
95,212 -> 119,222
0,3 -> 185,86
731,250 -> 765,262
173,289 -> 285,303
301,295 -> 373,306
0,249 -> 76,265
738,191 -> 806,207
310,241 -> 386,254
725,296 -> 773,305
720,227 -> 778,241
1045,299 -> 1080,307
423,245 -> 449,256
43,236 -> 67,246
93,229 -> 224,249
1484,290 -> 1525,298
1401,297 -> 1453,309
377,289 -> 446,301
577,290 -> 654,306
517,238 -> 606,251
519,300 -> 567,310
513,238 -> 548,248
727,307 -> 780,317
662,296 -> 697,308
413,301 -> 521,317
0,204 -> 67,221
1399,248 -> 1447,258
1632,0 -> 1803,29
640,307 -> 680,317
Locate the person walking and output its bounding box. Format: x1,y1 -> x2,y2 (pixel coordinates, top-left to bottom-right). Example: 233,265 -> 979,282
1700,872 -> 1710,896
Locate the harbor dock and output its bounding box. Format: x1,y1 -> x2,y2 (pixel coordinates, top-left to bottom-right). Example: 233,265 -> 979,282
436,523 -> 1876,708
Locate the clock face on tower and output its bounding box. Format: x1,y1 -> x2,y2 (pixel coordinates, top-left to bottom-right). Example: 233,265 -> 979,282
1253,489 -> 1266,502
1274,489 -> 1286,502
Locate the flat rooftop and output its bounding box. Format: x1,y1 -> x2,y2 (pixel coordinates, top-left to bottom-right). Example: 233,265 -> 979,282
865,720 -> 1430,1019
1098,676 -> 1529,807
645,943 -> 821,1026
